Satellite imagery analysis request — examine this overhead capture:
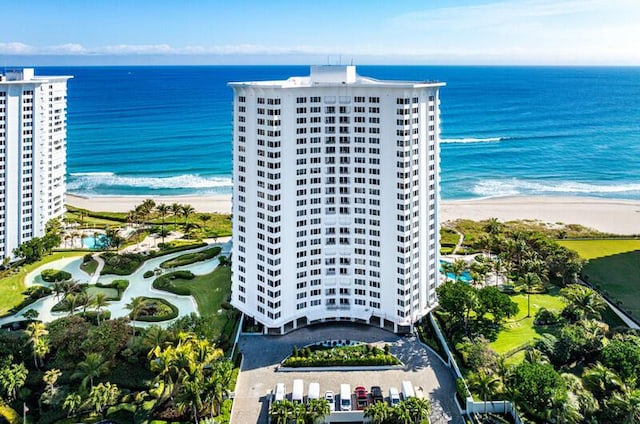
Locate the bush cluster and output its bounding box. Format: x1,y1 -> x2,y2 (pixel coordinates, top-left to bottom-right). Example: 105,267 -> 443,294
282,343 -> 400,367
100,252 -> 146,275
159,246 -> 221,269
132,297 -> 179,322
152,271 -> 195,295
143,270 -> 154,278
41,269 -> 72,282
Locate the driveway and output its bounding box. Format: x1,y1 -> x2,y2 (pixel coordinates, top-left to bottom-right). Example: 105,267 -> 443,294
232,323 -> 464,424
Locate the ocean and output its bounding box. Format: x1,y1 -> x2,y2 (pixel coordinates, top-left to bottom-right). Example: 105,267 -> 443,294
37,65 -> 640,200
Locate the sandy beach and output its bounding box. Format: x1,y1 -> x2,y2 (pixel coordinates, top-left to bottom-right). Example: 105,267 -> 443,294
66,193 -> 640,235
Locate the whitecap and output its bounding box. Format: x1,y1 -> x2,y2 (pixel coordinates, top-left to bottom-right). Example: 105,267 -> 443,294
67,172 -> 232,191
441,137 -> 506,144
472,178 -> 640,198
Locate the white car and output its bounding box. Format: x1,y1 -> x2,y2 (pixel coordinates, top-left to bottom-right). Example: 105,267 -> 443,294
324,390 -> 335,411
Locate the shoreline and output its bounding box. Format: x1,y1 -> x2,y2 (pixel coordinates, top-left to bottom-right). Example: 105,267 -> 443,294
66,193 -> 640,235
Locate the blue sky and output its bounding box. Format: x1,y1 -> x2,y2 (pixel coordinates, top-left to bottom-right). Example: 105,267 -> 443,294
1,0 -> 638,65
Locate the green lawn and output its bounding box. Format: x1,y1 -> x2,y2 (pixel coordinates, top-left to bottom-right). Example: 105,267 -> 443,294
559,239 -> 640,319
490,287 -> 566,358
558,239 -> 640,260
0,252 -> 85,316
160,265 -> 232,330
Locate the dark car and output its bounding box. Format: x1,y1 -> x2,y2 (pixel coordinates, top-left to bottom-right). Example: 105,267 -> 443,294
371,385 -> 384,403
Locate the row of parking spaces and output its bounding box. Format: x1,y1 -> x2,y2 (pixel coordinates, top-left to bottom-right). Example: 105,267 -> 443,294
273,379 -> 424,411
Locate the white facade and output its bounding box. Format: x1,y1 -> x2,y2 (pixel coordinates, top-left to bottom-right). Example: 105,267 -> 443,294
0,69 -> 72,259
229,66 -> 444,334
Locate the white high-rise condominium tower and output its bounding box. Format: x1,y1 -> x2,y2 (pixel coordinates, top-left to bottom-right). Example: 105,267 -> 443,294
0,69 -> 71,259
230,66 -> 445,334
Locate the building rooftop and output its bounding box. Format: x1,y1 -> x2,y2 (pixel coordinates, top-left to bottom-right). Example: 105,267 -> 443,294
229,65 -> 444,89
0,68 -> 72,84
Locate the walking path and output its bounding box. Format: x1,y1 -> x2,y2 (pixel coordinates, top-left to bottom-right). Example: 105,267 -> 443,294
0,241 -> 230,328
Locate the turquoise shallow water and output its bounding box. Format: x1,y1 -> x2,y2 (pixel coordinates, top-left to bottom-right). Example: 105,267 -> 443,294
36,66 -> 640,199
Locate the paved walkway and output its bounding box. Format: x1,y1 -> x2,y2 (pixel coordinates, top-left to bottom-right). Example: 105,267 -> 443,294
232,323 -> 463,424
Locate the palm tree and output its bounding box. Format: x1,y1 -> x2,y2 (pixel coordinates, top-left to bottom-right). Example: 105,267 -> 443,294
441,261 -> 454,281
72,352 -> 110,391
93,293 -> 109,324
142,325 -> 171,350
0,362 -> 28,400
63,392 -> 82,417
125,296 -> 146,336
65,293 -> 78,315
86,381 -> 120,419
171,203 -> 182,229
582,362 -> 621,399
176,375 -> 205,424
25,321 -> 48,368
269,399 -> 294,424
404,396 -> 431,423
484,217 -> 502,235
523,348 -> 550,365
364,401 -> 390,424
181,204 -> 196,227
492,256 -> 504,286
156,203 -> 170,244
547,392 -> 584,424
43,368 -> 62,396
467,370 -> 500,414
451,259 -> 467,283
306,398 -> 331,424
78,292 -> 93,314
560,284 -> 606,320
392,401 -> 413,424
609,384 -> 640,424
519,272 -> 541,317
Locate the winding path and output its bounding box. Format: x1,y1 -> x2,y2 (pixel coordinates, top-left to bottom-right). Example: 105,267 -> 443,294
0,241 -> 231,328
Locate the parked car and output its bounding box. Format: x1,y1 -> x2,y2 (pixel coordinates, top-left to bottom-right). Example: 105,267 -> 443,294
389,387 -> 401,406
371,386 -> 384,403
340,384 -> 352,411
324,390 -> 335,411
355,386 -> 368,410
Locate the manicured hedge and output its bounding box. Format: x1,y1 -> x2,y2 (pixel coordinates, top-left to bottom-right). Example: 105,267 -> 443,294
41,269 -> 72,282
100,252 -> 146,275
131,297 -> 179,322
159,246 -> 221,269
95,279 -> 129,298
143,270 -> 154,278
282,344 -> 401,367
152,271 -> 195,296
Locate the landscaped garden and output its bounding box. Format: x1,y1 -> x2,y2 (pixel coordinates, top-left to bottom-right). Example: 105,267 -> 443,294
0,218 -> 238,423
282,342 -> 400,367
429,218 -> 640,423
559,239 -> 640,319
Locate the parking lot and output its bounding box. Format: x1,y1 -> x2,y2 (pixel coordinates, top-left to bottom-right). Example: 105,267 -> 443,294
231,323 -> 464,424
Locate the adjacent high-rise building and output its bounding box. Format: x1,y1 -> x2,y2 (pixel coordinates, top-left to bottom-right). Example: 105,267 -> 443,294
0,69 -> 71,259
229,66 -> 444,334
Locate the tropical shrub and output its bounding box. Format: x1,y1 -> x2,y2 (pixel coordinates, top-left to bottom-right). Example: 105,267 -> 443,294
131,297 -> 178,322
152,271 -> 195,295
100,252 -> 146,275
159,246 -> 221,268
41,269 -> 72,282
282,343 -> 400,367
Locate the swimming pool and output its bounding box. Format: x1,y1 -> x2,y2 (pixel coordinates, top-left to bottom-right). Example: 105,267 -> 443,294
440,260 -> 473,283
82,234 -> 110,250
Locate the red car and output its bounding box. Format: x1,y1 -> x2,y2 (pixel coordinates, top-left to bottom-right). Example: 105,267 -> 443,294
355,386 -> 369,410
